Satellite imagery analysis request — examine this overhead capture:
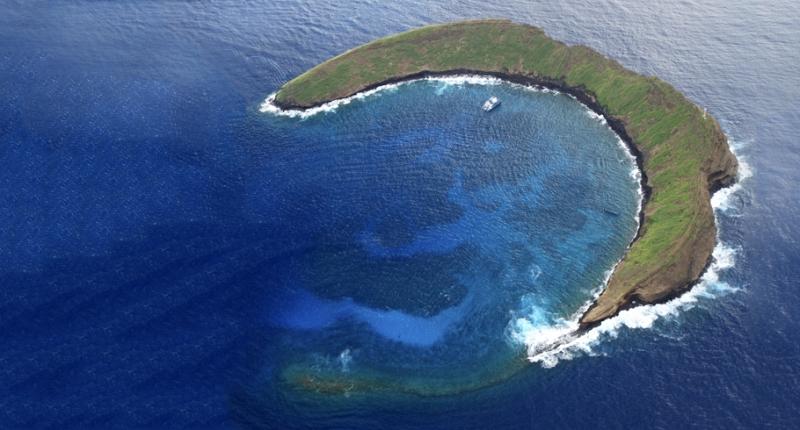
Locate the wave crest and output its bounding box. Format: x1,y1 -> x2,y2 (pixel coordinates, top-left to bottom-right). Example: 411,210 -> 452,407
260,74 -> 558,119
261,73 -> 749,369
510,145 -> 750,368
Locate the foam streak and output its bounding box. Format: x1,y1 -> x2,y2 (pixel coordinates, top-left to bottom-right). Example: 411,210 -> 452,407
262,74 -> 746,369
260,74 -> 556,119
517,147 -> 750,368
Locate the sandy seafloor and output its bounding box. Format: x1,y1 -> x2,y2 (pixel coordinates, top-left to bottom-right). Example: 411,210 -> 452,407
1,0 -> 798,428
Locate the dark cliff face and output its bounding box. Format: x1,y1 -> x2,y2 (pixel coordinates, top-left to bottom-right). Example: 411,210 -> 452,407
579,122 -> 738,327
274,67 -> 741,328
270,20 -> 741,329
274,68 -> 740,329
706,125 -> 740,194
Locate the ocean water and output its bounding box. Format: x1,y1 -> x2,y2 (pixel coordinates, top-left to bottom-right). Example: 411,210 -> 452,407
1,1 -> 798,429
257,76 -> 640,395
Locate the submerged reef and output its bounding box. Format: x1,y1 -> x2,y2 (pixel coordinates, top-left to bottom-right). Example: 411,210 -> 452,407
273,19 -> 738,326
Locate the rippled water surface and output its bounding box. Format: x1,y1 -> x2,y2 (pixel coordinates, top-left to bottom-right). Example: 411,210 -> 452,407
1,0 -> 798,429
260,77 -> 640,393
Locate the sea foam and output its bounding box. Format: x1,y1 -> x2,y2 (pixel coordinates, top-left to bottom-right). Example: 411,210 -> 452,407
511,144 -> 750,368
513,240 -> 740,368
259,84 -> 401,119
261,74 -> 749,369
260,74 -> 554,119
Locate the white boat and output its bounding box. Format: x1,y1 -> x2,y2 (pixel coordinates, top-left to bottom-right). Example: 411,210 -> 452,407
482,96 -> 500,112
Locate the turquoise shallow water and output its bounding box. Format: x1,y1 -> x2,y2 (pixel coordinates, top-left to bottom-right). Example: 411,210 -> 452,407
260,77 -> 639,390
2,0 -> 797,428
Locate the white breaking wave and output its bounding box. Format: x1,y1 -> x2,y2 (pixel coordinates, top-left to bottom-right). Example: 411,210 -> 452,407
261,73 -> 749,369
511,144 -> 751,368
260,74 -> 506,119
585,109 -> 608,125
338,348 -> 353,373
259,84 -> 400,119
425,75 -> 503,87
711,139 -> 753,213
260,73 -> 573,119
514,240 -> 740,368
506,95 -> 647,367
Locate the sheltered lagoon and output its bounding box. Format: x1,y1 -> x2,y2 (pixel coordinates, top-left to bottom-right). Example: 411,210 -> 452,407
264,19 -> 738,396
272,19 -> 739,326
262,76 -> 640,396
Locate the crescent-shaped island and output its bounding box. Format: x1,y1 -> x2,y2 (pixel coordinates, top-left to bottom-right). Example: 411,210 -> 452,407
272,19 -> 738,328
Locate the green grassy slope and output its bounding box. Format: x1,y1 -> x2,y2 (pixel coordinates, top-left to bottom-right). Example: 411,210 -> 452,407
274,20 -> 738,325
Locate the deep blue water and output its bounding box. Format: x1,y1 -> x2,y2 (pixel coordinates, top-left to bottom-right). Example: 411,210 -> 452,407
1,1 -> 799,429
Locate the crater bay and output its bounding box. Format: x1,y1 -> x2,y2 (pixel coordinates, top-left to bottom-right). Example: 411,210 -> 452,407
271,19 -> 739,328
261,76 -> 641,395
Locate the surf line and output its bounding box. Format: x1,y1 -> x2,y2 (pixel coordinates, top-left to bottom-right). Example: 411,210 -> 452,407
260,71 -> 649,355
261,70 -> 650,239
261,74 -> 503,118
261,72 -> 744,368
516,145 -> 748,368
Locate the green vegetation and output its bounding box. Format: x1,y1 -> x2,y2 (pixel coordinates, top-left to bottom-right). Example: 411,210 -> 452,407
274,20 -> 738,325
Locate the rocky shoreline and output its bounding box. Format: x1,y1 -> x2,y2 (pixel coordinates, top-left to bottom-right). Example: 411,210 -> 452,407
270,20 -> 739,329
271,67 -> 654,232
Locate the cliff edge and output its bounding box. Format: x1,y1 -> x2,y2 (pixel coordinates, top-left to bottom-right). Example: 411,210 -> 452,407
271,19 -> 739,327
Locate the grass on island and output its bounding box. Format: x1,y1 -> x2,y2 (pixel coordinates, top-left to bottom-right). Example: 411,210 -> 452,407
275,20 -> 736,325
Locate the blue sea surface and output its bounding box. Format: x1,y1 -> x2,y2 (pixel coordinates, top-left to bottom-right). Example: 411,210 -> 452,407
1,1 -> 798,429
258,78 -> 639,389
